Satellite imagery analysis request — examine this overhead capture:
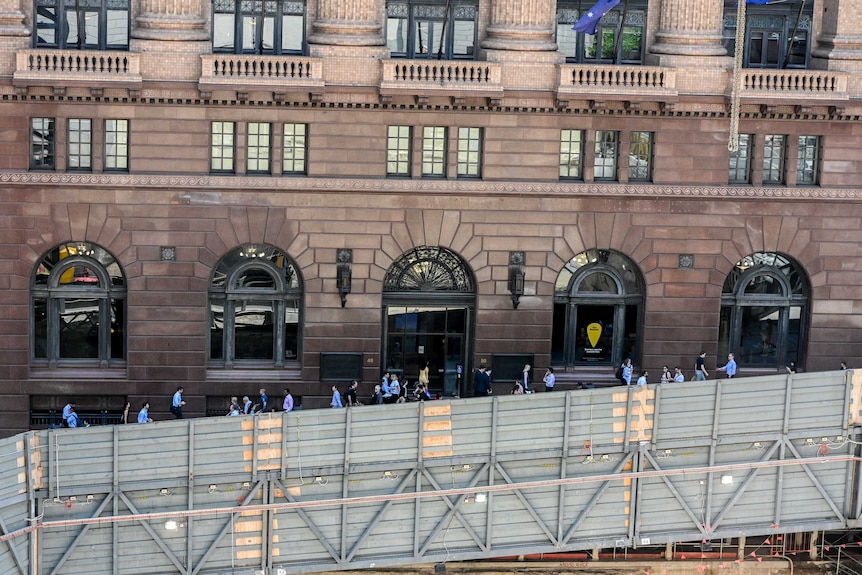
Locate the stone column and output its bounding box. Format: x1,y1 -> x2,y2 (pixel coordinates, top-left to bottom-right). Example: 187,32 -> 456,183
481,0 -> 557,52
811,0 -> 862,72
648,0 -> 728,66
0,0 -> 28,38
132,0 -> 208,41
307,0 -> 384,47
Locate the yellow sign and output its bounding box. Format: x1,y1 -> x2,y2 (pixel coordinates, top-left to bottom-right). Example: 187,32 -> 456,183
587,322 -> 602,348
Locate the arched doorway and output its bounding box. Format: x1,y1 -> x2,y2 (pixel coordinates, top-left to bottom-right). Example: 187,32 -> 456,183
718,252 -> 809,368
551,249 -> 644,368
382,246 -> 475,397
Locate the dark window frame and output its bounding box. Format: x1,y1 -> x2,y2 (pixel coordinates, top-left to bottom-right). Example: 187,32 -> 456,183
594,130 -> 619,181
67,118 -> 92,172
422,126 -> 447,177
212,0 -> 306,55
386,0 -> 478,61
796,135 -> 820,185
34,0 -> 130,50
247,121 -> 272,175
556,1 -> 647,65
282,122 -> 307,175
456,126 -> 482,179
30,117 -> 55,171
104,118 -> 129,172
387,125 -> 412,177
729,133 -> 753,184
721,1 -> 812,70
560,129 -> 584,180
628,130 -> 653,182
211,121 -> 236,174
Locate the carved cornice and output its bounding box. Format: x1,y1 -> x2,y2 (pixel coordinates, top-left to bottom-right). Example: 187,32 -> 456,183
1,172 -> 860,202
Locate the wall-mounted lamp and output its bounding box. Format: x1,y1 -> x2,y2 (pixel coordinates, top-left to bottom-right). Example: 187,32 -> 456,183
508,251 -> 525,309
336,249 -> 353,308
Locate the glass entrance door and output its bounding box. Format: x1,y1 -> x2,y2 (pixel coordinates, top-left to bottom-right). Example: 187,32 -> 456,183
385,306 -> 468,397
574,305 -> 615,363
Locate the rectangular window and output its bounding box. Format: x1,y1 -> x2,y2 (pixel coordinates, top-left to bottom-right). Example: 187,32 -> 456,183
211,121 -> 235,173
67,118 -> 92,171
30,117 -> 55,170
213,0 -> 305,54
728,134 -> 752,183
763,134 -> 785,184
557,5 -> 645,64
422,126 -> 447,177
628,131 -> 653,181
387,125 -> 411,177
386,1 -> 477,60
104,119 -> 129,171
247,122 -> 271,174
35,0 -> 130,50
796,135 -> 820,185
283,123 -> 307,175
559,129 -> 584,180
594,130 -> 618,180
457,127 -> 482,178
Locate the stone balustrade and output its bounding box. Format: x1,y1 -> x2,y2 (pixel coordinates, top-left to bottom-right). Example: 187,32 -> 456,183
557,64 -> 678,99
198,54 -> 324,93
13,49 -> 142,90
380,60 -> 503,97
740,69 -> 849,99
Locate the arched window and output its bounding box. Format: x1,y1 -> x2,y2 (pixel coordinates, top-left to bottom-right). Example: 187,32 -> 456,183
32,241 -> 126,366
382,246 -> 475,397
718,252 -> 809,368
209,244 -> 302,366
551,249 -> 644,367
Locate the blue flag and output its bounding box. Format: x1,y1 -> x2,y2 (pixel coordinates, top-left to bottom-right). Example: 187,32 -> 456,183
572,0 -> 621,35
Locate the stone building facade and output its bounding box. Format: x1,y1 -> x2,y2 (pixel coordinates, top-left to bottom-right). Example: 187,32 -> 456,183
0,0 -> 860,435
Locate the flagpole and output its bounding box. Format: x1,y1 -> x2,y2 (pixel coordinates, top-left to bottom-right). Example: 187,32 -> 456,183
612,0 -> 629,65
437,0 -> 452,60
781,0 -> 806,69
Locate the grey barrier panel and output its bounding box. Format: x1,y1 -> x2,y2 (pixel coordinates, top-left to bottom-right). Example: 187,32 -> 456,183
1,371 -> 859,575
0,434 -> 31,575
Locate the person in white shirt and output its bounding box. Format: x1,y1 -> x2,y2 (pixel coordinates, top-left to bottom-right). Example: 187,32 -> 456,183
543,367 -> 556,391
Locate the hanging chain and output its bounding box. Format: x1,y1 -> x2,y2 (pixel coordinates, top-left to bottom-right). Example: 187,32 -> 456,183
728,0 -> 747,152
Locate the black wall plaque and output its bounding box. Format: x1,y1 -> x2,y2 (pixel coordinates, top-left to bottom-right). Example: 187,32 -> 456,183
319,352 -> 363,382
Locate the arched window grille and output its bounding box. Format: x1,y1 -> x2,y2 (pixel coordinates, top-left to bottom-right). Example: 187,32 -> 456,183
32,241 -> 126,366
551,249 -> 644,367
718,252 -> 809,368
209,244 -> 302,366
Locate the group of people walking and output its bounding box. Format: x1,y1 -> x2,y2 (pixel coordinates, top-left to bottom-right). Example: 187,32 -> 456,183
616,352 -> 738,386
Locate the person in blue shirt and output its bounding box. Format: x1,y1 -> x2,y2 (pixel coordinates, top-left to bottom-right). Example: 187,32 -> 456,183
67,407 -> 87,428
622,358 -> 633,385
717,353 -> 737,379
138,402 -> 153,423
330,385 -> 343,408
256,388 -> 269,413
62,401 -> 75,428
172,387 -> 185,418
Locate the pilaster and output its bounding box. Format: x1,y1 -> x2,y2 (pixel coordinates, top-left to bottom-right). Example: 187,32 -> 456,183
647,0 -> 727,66
811,0 -> 862,72
307,0 -> 384,48
132,0 -> 208,42
0,0 -> 28,38
481,0 -> 557,52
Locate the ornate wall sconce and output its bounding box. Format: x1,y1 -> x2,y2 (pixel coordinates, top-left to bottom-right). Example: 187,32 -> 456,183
337,249 -> 353,308
508,251 -> 525,309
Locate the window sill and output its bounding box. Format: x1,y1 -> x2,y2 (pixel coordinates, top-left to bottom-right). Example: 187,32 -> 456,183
30,366 -> 128,379
207,365 -> 302,382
